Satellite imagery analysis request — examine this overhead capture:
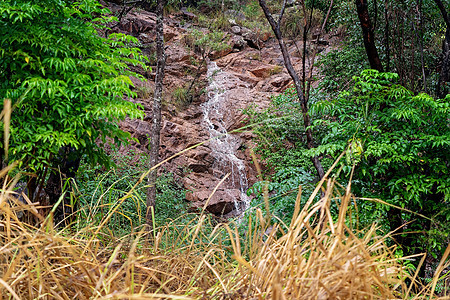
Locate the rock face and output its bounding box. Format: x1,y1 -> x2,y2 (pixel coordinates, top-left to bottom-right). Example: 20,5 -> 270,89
106,4 -> 332,216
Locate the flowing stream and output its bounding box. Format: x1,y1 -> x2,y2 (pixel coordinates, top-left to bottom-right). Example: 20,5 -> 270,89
202,61 -> 250,214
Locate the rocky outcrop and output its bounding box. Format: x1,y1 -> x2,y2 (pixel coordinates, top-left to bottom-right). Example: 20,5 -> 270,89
106,4 -> 331,216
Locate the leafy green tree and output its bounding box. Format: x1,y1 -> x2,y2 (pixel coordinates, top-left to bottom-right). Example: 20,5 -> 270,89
0,0 -> 147,222
324,0 -> 446,96
312,69 -> 450,258
244,88 -> 326,226
247,69 -> 449,265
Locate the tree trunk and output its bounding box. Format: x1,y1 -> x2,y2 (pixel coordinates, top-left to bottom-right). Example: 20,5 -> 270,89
438,28 -> 450,98
146,0 -> 166,228
44,147 -> 81,227
355,0 -> 384,72
416,0 -> 427,92
383,0 -> 390,71
434,0 -> 450,98
258,0 -> 325,180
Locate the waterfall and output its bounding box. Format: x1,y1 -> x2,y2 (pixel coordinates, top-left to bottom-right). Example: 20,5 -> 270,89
201,61 -> 250,214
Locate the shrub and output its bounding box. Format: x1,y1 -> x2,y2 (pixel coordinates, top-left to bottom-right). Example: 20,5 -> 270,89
269,65 -> 283,75
311,69 -> 450,258
136,84 -> 154,99
246,69 -> 450,263
76,150 -> 188,236
281,8 -> 323,39
0,0 -> 147,172
243,0 -> 263,20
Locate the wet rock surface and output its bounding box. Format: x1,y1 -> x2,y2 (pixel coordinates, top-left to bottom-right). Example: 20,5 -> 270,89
107,4 -> 334,216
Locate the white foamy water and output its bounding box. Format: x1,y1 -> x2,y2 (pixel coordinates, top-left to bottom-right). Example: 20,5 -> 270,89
201,61 -> 250,214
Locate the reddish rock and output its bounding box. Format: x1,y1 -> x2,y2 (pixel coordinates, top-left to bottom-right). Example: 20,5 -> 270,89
112,3 -> 333,217
164,27 -> 178,41
260,31 -> 271,42
180,7 -> 197,20
205,190 -> 241,215
166,46 -> 190,63
189,189 -> 240,215
250,64 -> 280,78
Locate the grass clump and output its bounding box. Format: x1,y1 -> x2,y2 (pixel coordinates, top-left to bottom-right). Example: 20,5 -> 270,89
0,100 -> 448,299
269,65 -> 283,75
172,85 -> 193,110
281,8 -> 324,39
136,84 -> 154,99
1,159 -> 449,298
76,150 -> 188,237
210,12 -> 232,31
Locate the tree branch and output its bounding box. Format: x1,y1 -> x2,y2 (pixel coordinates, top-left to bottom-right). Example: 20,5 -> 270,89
258,0 -> 325,179
433,0 -> 450,28
355,0 -> 384,71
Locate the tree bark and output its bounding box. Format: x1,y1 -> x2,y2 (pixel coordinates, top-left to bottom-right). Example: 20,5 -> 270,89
146,0 -> 166,228
355,0 -> 384,72
44,147 -> 81,227
258,0 -> 325,180
416,0 -> 427,92
434,0 -> 450,98
383,0 -> 390,71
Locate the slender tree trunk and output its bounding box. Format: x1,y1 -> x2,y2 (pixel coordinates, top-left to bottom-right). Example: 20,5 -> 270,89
186,53 -> 207,99
258,0 -> 325,179
1,98 -> 11,171
146,0 -> 166,228
383,0 -> 390,71
44,147 -> 81,227
300,0 -> 310,92
355,0 -> 384,72
438,28 -> 450,98
416,0 -> 427,92
434,0 -> 450,98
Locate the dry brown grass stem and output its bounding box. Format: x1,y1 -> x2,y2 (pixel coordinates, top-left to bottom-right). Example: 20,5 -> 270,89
2,171 -> 447,298
0,104 -> 448,299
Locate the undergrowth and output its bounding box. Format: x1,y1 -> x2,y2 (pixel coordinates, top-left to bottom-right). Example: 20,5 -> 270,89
76,149 -> 188,237
0,105 -> 449,299
1,163 -> 449,298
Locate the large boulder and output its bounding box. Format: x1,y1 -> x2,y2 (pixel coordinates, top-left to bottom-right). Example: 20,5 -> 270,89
186,189 -> 241,215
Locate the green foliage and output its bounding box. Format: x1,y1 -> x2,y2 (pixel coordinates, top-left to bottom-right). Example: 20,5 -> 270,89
247,167 -> 316,226
189,28 -> 231,58
312,69 -> 450,256
247,69 -> 449,262
210,12 -> 232,31
317,44 -> 368,94
0,0 -> 147,172
244,89 -> 322,225
323,0 -> 443,95
281,7 -> 323,39
244,88 -> 326,175
304,0 -> 331,13
172,85 -> 192,109
76,150 -> 188,236
281,9 -> 305,39
243,0 -> 262,20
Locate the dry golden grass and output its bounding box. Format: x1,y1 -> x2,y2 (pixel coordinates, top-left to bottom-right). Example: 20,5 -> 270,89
1,172 -> 449,299
0,102 -> 449,299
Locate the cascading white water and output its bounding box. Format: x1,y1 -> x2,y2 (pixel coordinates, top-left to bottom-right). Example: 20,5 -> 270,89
202,61 -> 250,214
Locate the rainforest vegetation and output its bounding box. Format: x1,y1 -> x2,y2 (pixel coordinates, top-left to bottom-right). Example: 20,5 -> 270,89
0,0 -> 449,298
